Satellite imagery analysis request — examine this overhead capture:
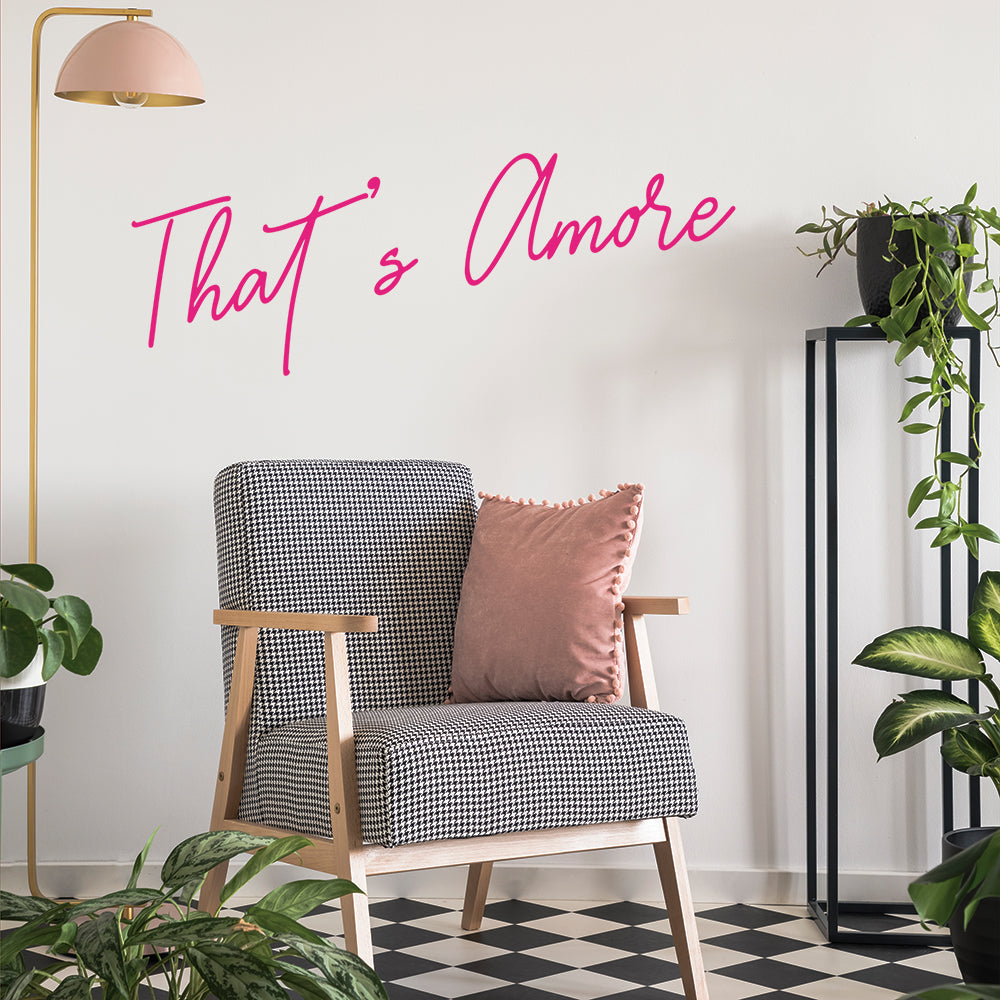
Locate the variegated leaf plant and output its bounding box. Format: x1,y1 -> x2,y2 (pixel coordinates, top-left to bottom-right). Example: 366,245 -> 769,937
853,570 -> 1000,931
0,830 -> 387,1000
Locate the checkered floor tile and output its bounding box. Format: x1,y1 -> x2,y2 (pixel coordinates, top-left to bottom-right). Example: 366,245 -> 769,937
3,899 -> 964,998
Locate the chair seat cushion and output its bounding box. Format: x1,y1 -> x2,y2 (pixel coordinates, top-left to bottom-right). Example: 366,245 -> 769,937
242,702 -> 698,848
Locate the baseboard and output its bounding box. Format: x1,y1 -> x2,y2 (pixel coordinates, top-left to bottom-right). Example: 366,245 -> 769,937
0,860 -> 921,908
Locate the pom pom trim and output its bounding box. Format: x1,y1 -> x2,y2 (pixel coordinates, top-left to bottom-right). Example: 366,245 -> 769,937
477,481 -> 644,703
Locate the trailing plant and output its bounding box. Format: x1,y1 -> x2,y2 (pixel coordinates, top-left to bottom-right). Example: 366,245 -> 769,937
796,185 -> 1000,556
0,562 -> 102,681
0,829 -> 387,1000
852,570 -> 1000,933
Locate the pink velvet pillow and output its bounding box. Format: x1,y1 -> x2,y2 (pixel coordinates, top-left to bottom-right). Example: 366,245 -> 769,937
448,484 -> 644,704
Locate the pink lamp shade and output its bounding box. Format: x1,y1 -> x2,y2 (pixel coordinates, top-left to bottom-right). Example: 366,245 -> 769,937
54,18 -> 204,107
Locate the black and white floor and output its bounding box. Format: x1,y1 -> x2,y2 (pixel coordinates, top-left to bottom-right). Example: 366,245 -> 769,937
3,897 -> 963,998
290,897 -> 961,999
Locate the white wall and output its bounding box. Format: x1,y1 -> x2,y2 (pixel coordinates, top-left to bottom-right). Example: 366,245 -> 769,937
2,0 -> 998,900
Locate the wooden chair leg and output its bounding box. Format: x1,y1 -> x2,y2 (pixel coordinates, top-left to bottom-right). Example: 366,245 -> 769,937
654,818 -> 709,1000
198,861 -> 230,915
461,861 -> 494,930
339,861 -> 374,966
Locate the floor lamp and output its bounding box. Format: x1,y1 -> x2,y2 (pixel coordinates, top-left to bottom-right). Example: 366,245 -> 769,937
20,5 -> 205,896
29,6 -> 205,563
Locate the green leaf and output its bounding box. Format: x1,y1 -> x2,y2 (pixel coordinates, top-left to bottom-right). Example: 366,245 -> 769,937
903,422 -> 935,434
844,314 -> 883,328
64,888 -> 165,921
49,976 -> 95,1000
220,835 -> 313,905
872,691 -> 990,758
277,970 -> 353,1000
241,908 -> 326,945
73,912 -> 130,997
968,607 -> 1000,661
0,970 -> 37,1000
963,523 -> 1000,543
909,829 -> 999,928
127,829 -> 158,891
51,596 -> 92,648
964,182 -> 978,205
956,284 -> 991,330
0,580 -> 50,621
51,617 -> 79,659
252,878 -> 365,921
52,920 -> 79,954
186,941 -> 287,1000
914,217 -> 951,250
62,626 -> 102,676
915,516 -> 954,531
889,264 -> 921,306
893,327 -> 926,363
936,451 -> 977,468
879,313 -> 905,343
160,831 -> 277,890
0,891 -> 58,921
0,919 -> 63,969
899,392 -> 932,423
932,523 -> 962,547
928,254 -> 955,295
39,629 -> 65,681
1,563 -> 53,591
979,206 -> 1000,228
938,483 -> 958,521
973,571 -> 1000,614
127,916 -> 246,948
855,627 -> 985,681
907,476 -> 936,517
0,607 -> 39,678
275,936 -> 387,1000
905,375 -> 933,384
962,531 -> 981,561
941,726 -> 1000,775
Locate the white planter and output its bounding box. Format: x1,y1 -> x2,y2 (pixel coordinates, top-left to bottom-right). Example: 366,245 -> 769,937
1,646 -> 46,691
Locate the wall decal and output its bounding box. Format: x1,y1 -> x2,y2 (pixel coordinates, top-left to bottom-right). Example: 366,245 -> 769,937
465,153 -> 735,286
133,178 -> 392,376
133,154 -> 734,374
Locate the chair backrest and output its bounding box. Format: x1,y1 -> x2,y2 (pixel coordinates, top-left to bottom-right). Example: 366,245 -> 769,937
214,459 -> 477,736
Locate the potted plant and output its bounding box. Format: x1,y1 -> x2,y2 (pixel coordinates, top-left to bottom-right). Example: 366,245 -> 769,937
0,828 -> 388,1000
0,562 -> 103,748
853,570 -> 1000,984
796,186 -> 1000,555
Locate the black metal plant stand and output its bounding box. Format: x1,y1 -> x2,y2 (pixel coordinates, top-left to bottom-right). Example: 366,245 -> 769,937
805,326 -> 983,946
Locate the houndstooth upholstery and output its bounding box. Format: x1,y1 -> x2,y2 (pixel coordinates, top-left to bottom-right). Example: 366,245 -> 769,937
215,459 -> 477,825
214,459 -> 699,846
252,703 -> 698,847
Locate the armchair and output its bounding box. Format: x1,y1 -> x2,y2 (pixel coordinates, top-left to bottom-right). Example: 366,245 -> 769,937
201,460 -> 708,1000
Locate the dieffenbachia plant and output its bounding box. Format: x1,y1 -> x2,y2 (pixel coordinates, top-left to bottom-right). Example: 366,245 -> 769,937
853,570 -> 1000,930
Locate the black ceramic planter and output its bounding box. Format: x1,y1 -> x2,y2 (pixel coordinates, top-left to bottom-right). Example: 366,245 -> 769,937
943,827 -> 1000,985
0,685 -> 46,749
856,214 -> 973,329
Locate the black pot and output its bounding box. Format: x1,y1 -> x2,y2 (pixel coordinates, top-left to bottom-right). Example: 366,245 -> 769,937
0,685 -> 46,749
856,214 -> 973,329
943,827 -> 1000,985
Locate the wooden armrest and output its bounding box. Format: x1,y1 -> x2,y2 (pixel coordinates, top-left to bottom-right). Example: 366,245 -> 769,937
213,609 -> 378,632
622,596 -> 689,616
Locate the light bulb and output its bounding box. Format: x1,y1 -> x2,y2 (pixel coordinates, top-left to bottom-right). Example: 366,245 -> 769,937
113,90 -> 148,108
